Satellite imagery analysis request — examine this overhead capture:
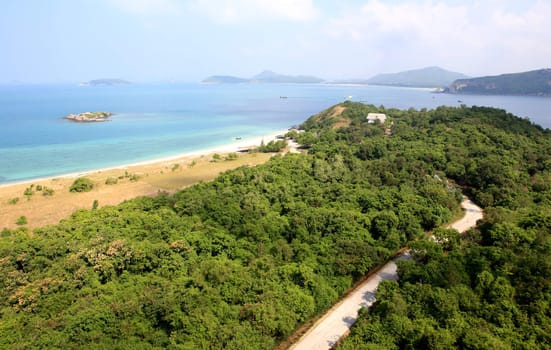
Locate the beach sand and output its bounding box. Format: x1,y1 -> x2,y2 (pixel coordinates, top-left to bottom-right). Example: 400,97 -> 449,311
0,130 -> 290,230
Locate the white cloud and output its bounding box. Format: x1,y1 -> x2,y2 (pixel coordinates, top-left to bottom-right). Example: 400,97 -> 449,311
327,1 -> 472,44
324,0 -> 551,75
191,0 -> 319,23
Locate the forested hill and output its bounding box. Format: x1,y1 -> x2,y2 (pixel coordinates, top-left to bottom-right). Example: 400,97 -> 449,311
202,70 -> 324,84
1,102 -> 550,349
445,68 -> 551,96
328,104 -> 550,349
366,66 -> 468,87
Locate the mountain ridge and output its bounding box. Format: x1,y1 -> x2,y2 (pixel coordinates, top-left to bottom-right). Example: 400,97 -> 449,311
365,66 -> 468,87
444,68 -> 551,96
202,70 -> 324,84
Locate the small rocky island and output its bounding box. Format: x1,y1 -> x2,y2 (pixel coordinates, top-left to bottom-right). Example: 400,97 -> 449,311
65,112 -> 113,122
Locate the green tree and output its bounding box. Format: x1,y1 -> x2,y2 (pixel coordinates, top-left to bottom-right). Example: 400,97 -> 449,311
16,216 -> 27,225
69,177 -> 94,192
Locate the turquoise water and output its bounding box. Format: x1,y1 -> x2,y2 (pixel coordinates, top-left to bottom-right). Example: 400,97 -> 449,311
1,83 -> 550,184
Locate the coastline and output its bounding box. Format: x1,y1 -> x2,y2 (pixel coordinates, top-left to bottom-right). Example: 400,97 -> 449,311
0,128 -> 291,230
0,129 -> 288,189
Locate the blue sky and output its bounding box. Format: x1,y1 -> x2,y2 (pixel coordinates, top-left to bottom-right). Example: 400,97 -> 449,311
1,0 -> 549,83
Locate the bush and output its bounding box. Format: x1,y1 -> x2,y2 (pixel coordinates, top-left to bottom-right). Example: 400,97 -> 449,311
257,140 -> 287,153
8,197 -> 19,205
226,152 -> 238,161
42,187 -> 55,196
23,186 -> 34,199
105,177 -> 118,185
69,178 -> 94,193
16,216 -> 27,226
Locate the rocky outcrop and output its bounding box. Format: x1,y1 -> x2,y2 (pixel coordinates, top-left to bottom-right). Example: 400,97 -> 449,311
65,112 -> 112,122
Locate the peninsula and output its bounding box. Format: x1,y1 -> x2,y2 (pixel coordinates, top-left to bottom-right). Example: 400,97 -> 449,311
1,103 -> 548,349
65,111 -> 112,122
444,68 -> 551,96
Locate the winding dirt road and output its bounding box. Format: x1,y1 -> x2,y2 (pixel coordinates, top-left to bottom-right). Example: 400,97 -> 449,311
289,197 -> 483,350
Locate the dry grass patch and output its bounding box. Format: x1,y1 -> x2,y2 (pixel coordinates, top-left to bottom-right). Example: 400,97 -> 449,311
310,105 -> 350,129
0,152 -> 273,230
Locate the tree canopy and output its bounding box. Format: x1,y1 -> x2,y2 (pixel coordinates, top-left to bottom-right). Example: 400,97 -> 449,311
335,103 -> 550,350
1,102 -> 549,349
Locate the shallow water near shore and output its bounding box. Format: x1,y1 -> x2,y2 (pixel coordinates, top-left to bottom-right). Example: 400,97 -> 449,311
1,83 -> 550,184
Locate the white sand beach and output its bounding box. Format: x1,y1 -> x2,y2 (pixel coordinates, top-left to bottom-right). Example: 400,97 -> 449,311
0,129 -> 289,189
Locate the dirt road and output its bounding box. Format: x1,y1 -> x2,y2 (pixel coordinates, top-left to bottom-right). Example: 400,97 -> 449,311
448,197 -> 483,232
289,197 -> 483,350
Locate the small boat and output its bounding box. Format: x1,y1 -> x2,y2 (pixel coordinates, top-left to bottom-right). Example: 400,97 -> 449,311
280,96 -> 288,99
457,100 -> 463,103
235,137 -> 242,140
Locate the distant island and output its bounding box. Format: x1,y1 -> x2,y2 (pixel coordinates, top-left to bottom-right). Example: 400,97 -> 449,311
202,70 -> 324,84
65,112 -> 112,122
203,67 -> 469,87
204,67 -> 551,95
202,75 -> 249,84
443,68 -> 551,96
79,79 -> 130,86
362,66 -> 468,88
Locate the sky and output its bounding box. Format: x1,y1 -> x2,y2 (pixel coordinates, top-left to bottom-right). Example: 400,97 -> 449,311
1,0 -> 550,83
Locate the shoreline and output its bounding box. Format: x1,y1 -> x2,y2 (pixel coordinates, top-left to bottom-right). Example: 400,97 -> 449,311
0,129 -> 289,189
0,128 -> 292,229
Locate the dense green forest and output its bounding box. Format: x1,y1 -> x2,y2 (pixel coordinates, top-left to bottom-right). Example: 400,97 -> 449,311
1,102 -> 549,349
332,103 -> 550,349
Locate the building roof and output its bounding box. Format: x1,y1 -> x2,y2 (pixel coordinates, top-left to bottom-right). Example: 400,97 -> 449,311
366,113 -> 387,123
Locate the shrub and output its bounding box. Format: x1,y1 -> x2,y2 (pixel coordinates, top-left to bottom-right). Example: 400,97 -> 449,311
23,187 -> 34,199
8,197 -> 19,205
69,177 -> 94,193
226,153 -> 238,161
172,163 -> 180,171
92,200 -> 99,210
257,140 -> 287,153
16,216 -> 27,226
105,177 -> 118,185
42,187 -> 55,196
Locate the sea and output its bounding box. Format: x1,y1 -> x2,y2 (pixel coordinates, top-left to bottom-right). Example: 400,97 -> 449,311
1,83 -> 550,185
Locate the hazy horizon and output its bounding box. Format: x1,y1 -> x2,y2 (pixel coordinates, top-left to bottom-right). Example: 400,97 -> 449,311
1,0 -> 550,84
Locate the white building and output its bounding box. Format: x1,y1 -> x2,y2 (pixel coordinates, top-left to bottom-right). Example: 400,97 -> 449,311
366,113 -> 387,124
